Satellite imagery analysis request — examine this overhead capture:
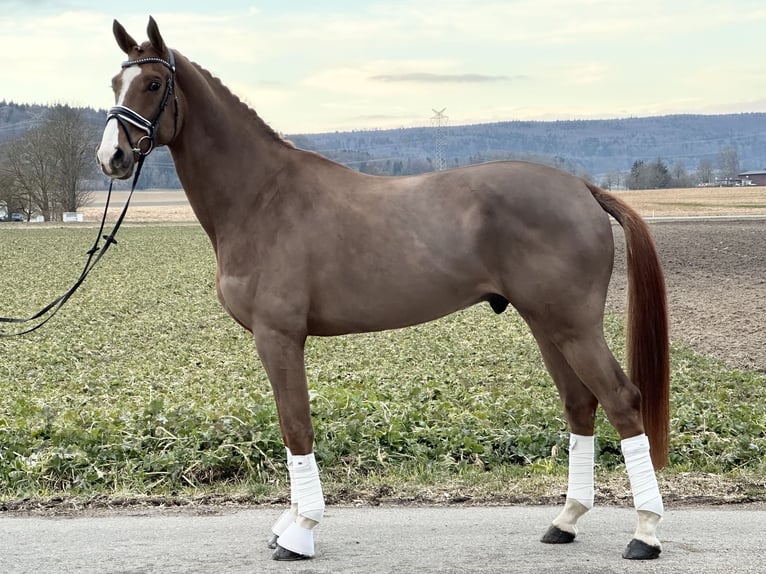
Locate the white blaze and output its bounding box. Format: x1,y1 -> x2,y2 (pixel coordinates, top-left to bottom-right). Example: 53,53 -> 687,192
97,66 -> 142,171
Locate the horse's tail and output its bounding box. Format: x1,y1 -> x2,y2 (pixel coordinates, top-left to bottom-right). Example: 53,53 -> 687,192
586,182 -> 670,469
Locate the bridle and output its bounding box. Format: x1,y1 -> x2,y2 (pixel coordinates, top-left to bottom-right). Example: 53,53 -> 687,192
0,50 -> 179,337
106,50 -> 179,157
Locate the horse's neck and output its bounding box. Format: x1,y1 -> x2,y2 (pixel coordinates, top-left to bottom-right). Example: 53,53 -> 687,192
168,57 -> 290,239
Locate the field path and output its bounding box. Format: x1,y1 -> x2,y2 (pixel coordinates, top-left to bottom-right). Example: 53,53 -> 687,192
79,186 -> 766,223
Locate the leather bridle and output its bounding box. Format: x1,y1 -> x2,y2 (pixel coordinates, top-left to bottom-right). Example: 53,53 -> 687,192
106,50 -> 179,157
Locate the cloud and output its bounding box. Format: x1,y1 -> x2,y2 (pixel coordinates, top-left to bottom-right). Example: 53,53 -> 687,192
4,1 -> 766,133
370,72 -> 520,84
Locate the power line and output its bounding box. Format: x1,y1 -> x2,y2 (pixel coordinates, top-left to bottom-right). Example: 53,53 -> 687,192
431,108 -> 448,171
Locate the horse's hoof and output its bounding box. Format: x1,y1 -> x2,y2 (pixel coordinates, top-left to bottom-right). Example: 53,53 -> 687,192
622,538 -> 661,560
540,525 -> 576,544
267,534 -> 278,549
272,544 -> 312,561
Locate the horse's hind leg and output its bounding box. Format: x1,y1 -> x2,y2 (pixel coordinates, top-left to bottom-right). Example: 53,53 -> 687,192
521,297 -> 663,558
530,328 -> 598,545
543,325 -> 664,559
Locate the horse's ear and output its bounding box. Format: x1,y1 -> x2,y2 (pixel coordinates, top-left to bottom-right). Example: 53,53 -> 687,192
113,20 -> 138,55
147,16 -> 167,55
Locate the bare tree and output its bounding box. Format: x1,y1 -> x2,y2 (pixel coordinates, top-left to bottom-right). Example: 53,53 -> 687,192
46,105 -> 97,212
717,146 -> 740,181
0,167 -> 19,219
0,105 -> 96,221
696,159 -> 714,185
601,170 -> 623,190
670,160 -> 691,188
1,125 -> 57,220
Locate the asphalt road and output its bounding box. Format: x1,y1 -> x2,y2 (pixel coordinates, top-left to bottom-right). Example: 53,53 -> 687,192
1,504 -> 764,573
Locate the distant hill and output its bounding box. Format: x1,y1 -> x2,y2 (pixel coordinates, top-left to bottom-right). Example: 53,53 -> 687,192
1,100 -> 764,188
292,113 -> 766,180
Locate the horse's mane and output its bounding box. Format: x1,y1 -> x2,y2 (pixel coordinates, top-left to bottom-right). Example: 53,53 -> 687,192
186,57 -> 294,149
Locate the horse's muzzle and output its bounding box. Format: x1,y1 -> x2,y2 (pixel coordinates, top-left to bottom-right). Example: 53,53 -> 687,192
97,116 -> 137,180
97,144 -> 135,180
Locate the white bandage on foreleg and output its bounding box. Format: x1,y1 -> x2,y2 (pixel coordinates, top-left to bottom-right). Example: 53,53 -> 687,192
621,434 -> 664,517
566,433 -> 595,510
271,448 -> 298,537
286,448 -> 298,507
290,452 -> 325,527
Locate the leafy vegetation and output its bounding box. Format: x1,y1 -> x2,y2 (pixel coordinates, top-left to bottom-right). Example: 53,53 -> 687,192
0,225 -> 764,501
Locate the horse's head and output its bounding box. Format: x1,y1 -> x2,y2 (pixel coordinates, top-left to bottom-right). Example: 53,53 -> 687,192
97,17 -> 180,179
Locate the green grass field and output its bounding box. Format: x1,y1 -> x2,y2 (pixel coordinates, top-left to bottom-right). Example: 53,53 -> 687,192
1,225 -> 764,503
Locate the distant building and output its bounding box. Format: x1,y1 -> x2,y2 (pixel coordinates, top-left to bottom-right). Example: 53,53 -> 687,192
738,170 -> 766,186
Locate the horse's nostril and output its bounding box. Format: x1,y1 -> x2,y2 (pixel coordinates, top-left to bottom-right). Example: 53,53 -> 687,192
109,147 -> 129,172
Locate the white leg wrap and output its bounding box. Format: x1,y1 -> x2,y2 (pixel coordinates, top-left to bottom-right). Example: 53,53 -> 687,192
622,434 -> 664,517
550,434 -> 594,536
286,448 -> 297,506
566,433 -> 594,510
271,448 -> 298,537
290,452 -> 325,527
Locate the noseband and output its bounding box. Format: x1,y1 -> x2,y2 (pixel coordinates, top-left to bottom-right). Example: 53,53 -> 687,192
106,50 -> 179,157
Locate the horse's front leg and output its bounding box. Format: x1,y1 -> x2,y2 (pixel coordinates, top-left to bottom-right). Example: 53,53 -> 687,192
254,324 -> 324,561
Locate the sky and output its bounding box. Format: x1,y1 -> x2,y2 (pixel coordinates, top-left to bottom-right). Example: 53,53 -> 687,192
1,0 -> 766,134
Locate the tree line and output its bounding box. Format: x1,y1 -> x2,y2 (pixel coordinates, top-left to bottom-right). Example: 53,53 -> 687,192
606,146 -> 742,190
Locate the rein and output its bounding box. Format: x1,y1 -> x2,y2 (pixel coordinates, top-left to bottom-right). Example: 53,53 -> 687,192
0,52 -> 177,338
0,161 -> 145,337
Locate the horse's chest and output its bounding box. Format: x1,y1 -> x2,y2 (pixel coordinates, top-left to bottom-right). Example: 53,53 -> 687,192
216,272 -> 256,331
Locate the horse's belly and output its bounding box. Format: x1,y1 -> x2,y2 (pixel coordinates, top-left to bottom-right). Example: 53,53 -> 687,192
306,279 -> 487,336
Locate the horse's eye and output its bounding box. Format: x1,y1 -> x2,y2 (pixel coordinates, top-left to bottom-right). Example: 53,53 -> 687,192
148,81 -> 162,92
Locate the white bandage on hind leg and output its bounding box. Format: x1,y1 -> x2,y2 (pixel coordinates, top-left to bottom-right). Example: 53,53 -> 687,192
566,433 -> 595,510
290,452 -> 325,528
622,434 -> 664,517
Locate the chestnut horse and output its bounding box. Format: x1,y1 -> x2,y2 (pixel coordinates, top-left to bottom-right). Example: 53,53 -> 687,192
97,18 -> 669,562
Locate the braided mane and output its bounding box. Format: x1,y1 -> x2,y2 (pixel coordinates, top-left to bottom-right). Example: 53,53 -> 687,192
186,57 -> 294,149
